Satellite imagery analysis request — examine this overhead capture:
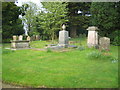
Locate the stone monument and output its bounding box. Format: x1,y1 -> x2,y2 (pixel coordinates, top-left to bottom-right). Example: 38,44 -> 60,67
27,36 -> 31,41
99,37 -> 110,51
36,35 -> 40,40
46,24 -> 77,49
11,35 -> 30,49
13,35 -> 17,41
18,35 -> 23,41
58,24 -> 69,47
87,26 -> 99,48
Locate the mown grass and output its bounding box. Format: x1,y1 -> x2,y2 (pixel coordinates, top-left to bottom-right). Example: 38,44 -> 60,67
2,38 -> 118,88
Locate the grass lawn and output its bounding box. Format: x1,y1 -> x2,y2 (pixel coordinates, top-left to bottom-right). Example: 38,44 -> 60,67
2,38 -> 118,88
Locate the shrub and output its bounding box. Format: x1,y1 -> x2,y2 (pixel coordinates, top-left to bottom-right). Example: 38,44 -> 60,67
77,46 -> 85,51
87,51 -> 102,60
87,51 -> 117,61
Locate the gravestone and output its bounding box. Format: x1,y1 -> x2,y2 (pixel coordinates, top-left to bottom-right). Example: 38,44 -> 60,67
18,35 -> 23,41
36,35 -> 40,40
58,24 -> 69,47
27,36 -> 31,41
99,37 -> 110,51
13,35 -> 17,41
11,35 -> 30,49
87,26 -> 99,48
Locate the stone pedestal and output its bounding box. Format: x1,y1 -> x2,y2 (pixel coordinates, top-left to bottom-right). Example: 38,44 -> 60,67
11,40 -> 30,49
87,26 -> 99,48
58,30 -> 69,47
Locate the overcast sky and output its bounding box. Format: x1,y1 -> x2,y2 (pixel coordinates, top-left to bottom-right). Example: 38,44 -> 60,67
15,0 -> 41,6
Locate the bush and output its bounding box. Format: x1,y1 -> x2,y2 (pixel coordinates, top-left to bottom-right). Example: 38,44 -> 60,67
87,51 -> 102,60
2,38 -> 11,43
77,46 -> 85,51
109,30 -> 120,46
87,51 -> 117,61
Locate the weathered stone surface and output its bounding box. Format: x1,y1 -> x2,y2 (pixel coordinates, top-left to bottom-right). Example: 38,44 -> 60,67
87,26 -> 99,48
99,37 -> 110,51
58,30 -> 69,47
13,35 -> 17,41
27,36 -> 31,41
11,40 -> 30,48
18,35 -> 23,41
58,24 -> 69,47
36,35 -> 40,40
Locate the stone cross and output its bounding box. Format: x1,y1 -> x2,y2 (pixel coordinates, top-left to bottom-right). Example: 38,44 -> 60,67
86,26 -> 99,48
58,24 -> 69,47
18,35 -> 23,41
99,37 -> 110,51
27,36 -> 31,41
13,35 -> 17,41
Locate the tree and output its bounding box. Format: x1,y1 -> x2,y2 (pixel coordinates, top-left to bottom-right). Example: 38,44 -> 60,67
37,2 -> 68,41
2,2 -> 24,40
21,2 -> 38,36
67,2 -> 91,37
90,2 -> 120,45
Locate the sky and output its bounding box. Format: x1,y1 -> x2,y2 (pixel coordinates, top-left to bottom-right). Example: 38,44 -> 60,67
15,0 -> 41,6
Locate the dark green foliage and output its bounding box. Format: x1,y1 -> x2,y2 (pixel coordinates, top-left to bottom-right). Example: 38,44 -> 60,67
37,2 -> 68,41
90,2 -> 120,45
2,2 -> 24,40
67,2 -> 91,37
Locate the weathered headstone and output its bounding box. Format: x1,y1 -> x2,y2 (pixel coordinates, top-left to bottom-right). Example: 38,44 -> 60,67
18,35 -> 23,41
99,37 -> 110,51
36,35 -> 40,40
87,26 -> 99,48
27,36 -> 31,41
13,35 -> 17,41
58,24 -> 69,47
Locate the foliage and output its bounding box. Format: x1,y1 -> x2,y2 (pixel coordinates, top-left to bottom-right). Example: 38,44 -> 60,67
2,2 -> 24,40
109,30 -> 120,46
67,2 -> 91,37
90,2 -> 120,43
77,46 -> 85,51
87,51 -> 102,60
21,2 -> 39,36
37,2 -> 68,41
87,51 -> 117,61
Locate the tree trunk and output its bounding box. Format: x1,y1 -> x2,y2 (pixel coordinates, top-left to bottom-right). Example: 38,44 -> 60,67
70,26 -> 77,38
